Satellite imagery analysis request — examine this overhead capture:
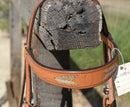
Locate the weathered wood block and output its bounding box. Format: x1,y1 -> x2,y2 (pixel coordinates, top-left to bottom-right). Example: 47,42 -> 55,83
20,0 -> 102,50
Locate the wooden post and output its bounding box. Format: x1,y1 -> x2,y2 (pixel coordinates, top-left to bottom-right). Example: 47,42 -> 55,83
32,33 -> 72,106
20,0 -> 102,50
7,1 -> 21,107
19,0 -> 102,106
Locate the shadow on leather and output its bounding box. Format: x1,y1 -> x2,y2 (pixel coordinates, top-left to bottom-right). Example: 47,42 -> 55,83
70,58 -> 103,107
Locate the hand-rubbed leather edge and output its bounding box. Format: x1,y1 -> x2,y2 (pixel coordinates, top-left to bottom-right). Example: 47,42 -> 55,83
24,34 -> 118,89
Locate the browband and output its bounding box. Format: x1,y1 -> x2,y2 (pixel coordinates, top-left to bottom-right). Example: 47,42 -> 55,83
24,32 -> 118,89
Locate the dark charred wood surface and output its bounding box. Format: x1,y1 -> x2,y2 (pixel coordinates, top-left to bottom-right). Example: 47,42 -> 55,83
31,31 -> 72,106
20,0 -> 102,50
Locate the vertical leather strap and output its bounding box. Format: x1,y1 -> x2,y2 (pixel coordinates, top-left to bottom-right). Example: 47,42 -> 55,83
19,0 -> 45,107
19,60 -> 32,107
25,62 -> 32,107
102,12 -> 117,107
27,0 -> 45,50
26,1 -> 45,106
19,61 -> 26,107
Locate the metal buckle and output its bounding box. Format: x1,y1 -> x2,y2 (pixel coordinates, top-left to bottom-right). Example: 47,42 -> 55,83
103,85 -> 110,106
103,85 -> 109,94
23,99 -> 36,107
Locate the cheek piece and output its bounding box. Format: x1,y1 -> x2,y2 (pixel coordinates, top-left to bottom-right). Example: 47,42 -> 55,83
19,0 -> 118,107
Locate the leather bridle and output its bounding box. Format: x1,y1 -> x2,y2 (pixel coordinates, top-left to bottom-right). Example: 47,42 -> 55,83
19,0 -> 118,107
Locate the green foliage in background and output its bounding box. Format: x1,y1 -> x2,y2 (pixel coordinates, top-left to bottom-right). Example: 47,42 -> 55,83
0,0 -> 9,30
70,12 -> 130,70
0,0 -> 27,31
105,13 -> 130,64
70,44 -> 104,70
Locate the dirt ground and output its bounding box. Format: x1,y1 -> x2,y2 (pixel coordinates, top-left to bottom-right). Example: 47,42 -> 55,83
99,0 -> 130,17
0,30 -> 10,107
0,0 -> 130,107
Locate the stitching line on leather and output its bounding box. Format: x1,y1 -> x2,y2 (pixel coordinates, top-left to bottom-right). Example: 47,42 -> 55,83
26,53 -> 118,74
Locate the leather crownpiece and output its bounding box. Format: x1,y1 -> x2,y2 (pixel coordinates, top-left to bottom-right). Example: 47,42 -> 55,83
55,76 -> 77,85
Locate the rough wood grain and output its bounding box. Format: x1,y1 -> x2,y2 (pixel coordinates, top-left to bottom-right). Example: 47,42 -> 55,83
32,30 -> 72,106
7,1 -> 21,107
20,0 -> 102,50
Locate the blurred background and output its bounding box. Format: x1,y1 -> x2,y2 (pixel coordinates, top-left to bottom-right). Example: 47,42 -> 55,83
0,0 -> 129,107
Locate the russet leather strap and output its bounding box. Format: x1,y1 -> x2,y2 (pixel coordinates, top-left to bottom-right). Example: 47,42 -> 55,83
19,0 -> 118,107
24,33 -> 118,89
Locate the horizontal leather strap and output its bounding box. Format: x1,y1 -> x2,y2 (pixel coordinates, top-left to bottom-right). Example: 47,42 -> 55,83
24,33 -> 118,89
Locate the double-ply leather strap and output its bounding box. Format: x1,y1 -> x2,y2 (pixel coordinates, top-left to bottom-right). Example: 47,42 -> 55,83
24,33 -> 118,89
27,0 -> 45,50
19,1 -> 45,107
19,0 -> 118,106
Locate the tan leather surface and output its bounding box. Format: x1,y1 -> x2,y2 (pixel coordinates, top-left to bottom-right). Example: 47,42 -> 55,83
24,34 -> 118,89
27,0 -> 45,50
25,62 -> 32,107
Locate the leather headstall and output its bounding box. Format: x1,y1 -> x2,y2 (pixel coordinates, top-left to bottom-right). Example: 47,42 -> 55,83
19,0 -> 118,107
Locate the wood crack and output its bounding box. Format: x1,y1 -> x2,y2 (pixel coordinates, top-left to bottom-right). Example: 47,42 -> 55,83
42,24 -> 56,49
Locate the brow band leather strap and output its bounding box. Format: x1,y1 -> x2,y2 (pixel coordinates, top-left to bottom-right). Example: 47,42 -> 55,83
24,33 -> 118,89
